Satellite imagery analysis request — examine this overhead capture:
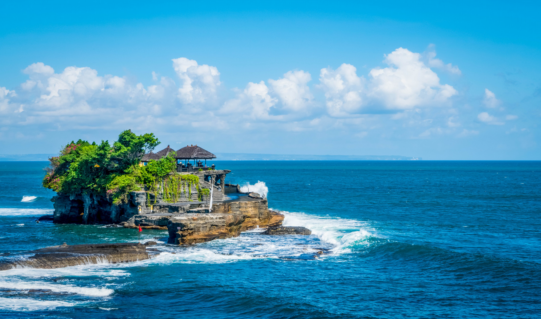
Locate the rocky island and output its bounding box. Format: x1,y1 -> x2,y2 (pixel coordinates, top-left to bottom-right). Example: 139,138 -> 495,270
40,130 -> 308,250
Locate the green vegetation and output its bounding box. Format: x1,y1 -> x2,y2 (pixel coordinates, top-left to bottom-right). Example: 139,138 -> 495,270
42,130 -> 210,205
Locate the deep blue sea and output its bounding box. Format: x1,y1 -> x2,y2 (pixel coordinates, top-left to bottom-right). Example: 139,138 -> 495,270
1,161 -> 541,318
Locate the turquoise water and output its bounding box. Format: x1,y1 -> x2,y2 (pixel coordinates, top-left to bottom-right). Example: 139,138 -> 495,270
1,161 -> 540,318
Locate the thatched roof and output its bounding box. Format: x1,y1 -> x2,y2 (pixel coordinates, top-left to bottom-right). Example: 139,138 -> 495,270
155,145 -> 176,158
141,152 -> 161,162
176,145 -> 216,160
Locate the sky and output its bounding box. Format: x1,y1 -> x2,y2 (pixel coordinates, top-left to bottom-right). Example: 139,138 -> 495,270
0,0 -> 540,160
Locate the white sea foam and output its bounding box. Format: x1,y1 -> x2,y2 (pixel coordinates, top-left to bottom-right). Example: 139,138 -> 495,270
147,249 -> 257,264
240,181 -> 268,198
0,208 -> 53,216
21,196 -> 37,202
0,266 -> 129,279
0,297 -> 76,311
279,210 -> 374,253
0,280 -> 113,297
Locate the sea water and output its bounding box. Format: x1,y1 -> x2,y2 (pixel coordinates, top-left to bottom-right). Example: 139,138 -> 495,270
0,161 -> 540,318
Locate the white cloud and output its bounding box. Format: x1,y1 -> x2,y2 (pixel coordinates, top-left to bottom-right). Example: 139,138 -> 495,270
221,81 -> 278,120
369,48 -> 457,110
319,63 -> 364,117
425,45 -> 462,75
268,70 -> 313,112
505,115 -> 518,120
0,87 -> 12,114
478,112 -> 503,125
319,48 -> 458,117
172,57 -> 221,105
483,89 -> 500,108
0,48 -> 509,147
23,62 -> 54,77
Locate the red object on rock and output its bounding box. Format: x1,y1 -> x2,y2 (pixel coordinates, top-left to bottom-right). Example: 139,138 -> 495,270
138,226 -> 142,232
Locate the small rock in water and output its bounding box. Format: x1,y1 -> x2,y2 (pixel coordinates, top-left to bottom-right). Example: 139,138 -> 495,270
263,226 -> 312,235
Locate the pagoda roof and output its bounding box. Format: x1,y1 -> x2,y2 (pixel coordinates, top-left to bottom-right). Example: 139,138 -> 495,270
141,152 -> 161,162
155,145 -> 176,158
176,145 -> 216,160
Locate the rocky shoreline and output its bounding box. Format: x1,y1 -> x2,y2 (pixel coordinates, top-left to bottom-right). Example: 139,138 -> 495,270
0,242 -> 158,271
51,188 -> 295,246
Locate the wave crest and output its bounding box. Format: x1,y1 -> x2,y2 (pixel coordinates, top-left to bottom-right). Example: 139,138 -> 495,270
21,196 -> 37,202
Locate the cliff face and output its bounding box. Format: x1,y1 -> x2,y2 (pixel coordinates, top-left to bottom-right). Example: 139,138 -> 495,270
166,198 -> 284,245
52,191 -> 147,224
52,191 -> 285,246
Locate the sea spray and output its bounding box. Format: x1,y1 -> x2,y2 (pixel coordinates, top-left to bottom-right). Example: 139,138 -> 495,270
279,210 -> 375,254
240,181 -> 268,198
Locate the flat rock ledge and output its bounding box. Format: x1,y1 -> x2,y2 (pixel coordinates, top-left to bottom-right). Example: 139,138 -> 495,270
264,226 -> 312,236
0,242 -> 157,271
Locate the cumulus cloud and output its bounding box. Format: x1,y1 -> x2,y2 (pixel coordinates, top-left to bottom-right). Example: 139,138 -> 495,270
221,81 -> 278,120
319,63 -> 364,117
506,115 -> 518,120
319,47 -> 458,116
172,57 -> 221,105
483,89 -> 500,108
0,48 -> 507,144
369,48 -> 457,109
268,70 -> 313,112
478,112 -> 503,125
425,45 -> 462,75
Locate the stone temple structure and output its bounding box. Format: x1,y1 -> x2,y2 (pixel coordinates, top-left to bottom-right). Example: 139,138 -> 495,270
52,145 -> 284,245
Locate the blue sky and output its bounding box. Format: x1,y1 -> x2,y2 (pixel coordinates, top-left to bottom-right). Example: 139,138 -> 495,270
0,1 -> 539,159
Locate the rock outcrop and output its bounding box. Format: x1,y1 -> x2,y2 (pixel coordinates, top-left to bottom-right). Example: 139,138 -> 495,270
0,243 -> 157,271
52,191 -> 148,224
167,198 -> 285,245
264,226 -> 312,235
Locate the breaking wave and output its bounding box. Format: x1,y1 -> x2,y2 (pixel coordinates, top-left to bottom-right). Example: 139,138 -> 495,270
0,266 -> 126,312
240,181 -> 268,198
21,196 -> 37,202
0,208 -> 53,216
0,280 -> 113,297
134,209 -> 376,265
280,210 -> 375,253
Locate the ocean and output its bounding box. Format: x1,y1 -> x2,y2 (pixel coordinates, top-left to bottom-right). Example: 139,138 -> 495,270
0,161 -> 540,318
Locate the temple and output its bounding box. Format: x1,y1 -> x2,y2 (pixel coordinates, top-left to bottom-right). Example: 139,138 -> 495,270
140,144 -> 229,202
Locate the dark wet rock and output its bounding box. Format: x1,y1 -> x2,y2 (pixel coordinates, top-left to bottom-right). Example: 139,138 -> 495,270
263,226 -> 312,236
37,215 -> 54,222
144,241 -> 157,246
0,243 -> 157,271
